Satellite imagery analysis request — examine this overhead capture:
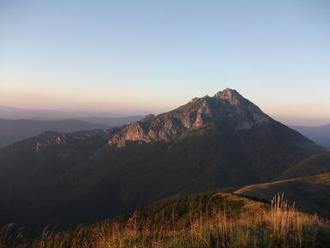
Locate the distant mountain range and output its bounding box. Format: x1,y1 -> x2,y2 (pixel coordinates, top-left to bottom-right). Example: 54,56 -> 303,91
291,125 -> 330,148
0,88 -> 325,233
2,105 -> 329,148
0,116 -> 141,149
0,119 -> 106,149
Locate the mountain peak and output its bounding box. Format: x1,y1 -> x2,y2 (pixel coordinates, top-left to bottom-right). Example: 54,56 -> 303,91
107,88 -> 272,147
214,88 -> 241,105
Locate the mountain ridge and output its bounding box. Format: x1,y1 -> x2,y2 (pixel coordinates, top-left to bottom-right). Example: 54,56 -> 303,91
0,116 -> 141,149
108,88 -> 271,147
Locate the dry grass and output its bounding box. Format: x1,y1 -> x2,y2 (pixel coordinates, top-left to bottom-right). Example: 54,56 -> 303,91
1,193 -> 329,248
0,224 -> 28,248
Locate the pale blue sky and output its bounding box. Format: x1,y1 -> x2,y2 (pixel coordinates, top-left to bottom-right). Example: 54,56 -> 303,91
0,0 -> 329,124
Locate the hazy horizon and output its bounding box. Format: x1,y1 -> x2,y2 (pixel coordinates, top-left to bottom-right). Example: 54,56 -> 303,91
1,100 -> 330,127
1,1 -> 329,125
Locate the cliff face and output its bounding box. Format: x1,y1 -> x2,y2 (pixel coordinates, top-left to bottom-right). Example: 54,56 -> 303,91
108,88 -> 271,147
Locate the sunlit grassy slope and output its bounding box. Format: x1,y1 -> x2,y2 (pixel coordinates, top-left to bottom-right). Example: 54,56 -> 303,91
1,192 -> 329,248
236,171 -> 330,218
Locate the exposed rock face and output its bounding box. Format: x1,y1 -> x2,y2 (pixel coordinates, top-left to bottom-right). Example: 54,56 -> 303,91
33,133 -> 68,152
215,88 -> 241,105
108,88 -> 271,147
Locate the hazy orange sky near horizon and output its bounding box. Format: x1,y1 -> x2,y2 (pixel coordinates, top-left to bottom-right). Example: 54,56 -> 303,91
1,1 -> 329,125
1,85 -> 330,126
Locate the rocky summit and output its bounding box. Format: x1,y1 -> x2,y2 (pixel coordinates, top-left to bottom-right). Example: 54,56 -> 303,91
108,88 -> 271,147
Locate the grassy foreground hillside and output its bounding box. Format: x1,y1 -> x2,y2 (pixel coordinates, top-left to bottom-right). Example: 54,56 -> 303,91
236,171 -> 330,218
1,192 -> 329,248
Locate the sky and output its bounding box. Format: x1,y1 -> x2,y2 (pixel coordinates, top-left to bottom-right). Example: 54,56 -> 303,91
0,0 -> 329,125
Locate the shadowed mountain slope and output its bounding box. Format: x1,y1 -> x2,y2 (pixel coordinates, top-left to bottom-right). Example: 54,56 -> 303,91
281,151 -> 330,179
236,171 -> 330,218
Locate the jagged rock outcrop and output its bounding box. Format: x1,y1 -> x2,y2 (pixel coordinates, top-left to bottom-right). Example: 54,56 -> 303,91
108,88 -> 271,147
